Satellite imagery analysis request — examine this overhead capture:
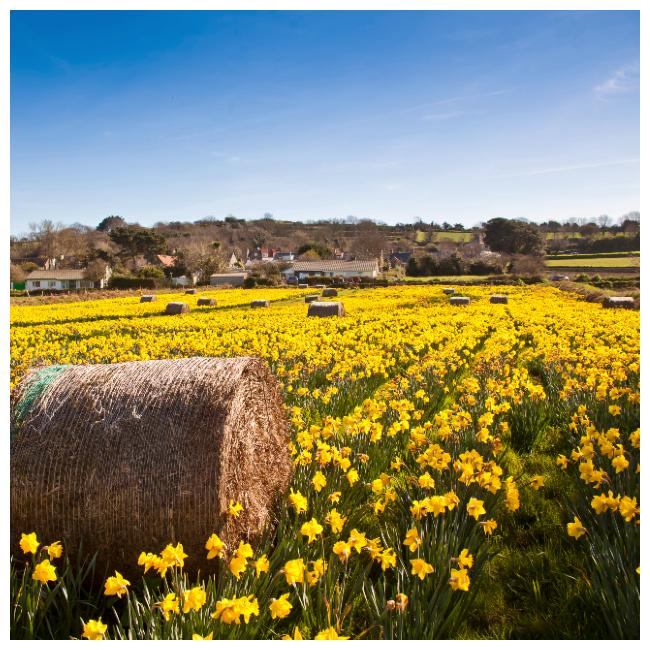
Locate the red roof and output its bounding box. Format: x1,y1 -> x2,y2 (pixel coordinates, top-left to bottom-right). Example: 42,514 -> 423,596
156,255 -> 177,268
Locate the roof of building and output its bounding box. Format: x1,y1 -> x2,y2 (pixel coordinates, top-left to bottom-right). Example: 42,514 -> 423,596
210,272 -> 248,278
26,269 -> 87,280
156,254 -> 177,268
292,259 -> 379,273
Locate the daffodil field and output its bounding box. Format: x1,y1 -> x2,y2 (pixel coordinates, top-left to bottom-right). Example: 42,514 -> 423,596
10,285 -> 640,639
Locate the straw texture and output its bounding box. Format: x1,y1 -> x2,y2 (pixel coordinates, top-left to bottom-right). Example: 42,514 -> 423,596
308,301 -> 346,317
449,296 -> 470,305
165,302 -> 190,315
322,288 -> 338,297
197,298 -> 217,306
140,295 -> 156,303
251,300 -> 270,308
490,295 -> 508,304
10,357 -> 291,577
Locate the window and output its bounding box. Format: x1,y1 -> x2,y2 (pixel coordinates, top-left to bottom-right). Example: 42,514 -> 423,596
49,281 -> 57,288
32,281 -> 40,288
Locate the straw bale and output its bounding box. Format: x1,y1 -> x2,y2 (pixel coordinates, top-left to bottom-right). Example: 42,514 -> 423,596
322,288 -> 338,297
197,298 -> 216,306
251,300 -> 270,308
307,301 -> 345,317
165,302 -> 190,315
443,288 -> 456,295
305,294 -> 319,303
185,289 -> 198,295
298,283 -> 308,289
140,295 -> 156,303
603,296 -> 635,309
490,295 -> 508,304
10,357 -> 291,578
449,296 -> 470,305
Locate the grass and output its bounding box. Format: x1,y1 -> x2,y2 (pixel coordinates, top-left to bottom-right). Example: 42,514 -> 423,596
545,257 -> 639,268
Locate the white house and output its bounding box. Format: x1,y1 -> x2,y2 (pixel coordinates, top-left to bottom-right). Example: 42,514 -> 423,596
25,267 -> 111,291
171,272 -> 200,287
286,259 -> 380,281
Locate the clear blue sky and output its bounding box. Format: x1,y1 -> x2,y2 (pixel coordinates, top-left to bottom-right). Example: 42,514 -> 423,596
10,10 -> 640,234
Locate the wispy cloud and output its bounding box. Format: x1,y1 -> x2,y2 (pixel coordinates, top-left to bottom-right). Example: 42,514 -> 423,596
594,64 -> 639,99
421,110 -> 468,121
497,158 -> 639,179
404,89 -> 511,113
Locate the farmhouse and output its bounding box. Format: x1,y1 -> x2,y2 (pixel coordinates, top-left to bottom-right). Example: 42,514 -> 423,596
25,268 -> 111,291
286,259 -> 380,281
210,272 -> 249,287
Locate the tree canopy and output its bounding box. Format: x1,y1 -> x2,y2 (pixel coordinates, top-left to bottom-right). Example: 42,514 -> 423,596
482,218 -> 545,257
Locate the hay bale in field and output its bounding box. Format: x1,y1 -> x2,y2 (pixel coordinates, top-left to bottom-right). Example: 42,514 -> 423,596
251,300 -> 270,309
10,357 -> 291,578
140,295 -> 156,303
185,289 -> 198,295
322,288 -> 338,297
315,284 -> 326,289
307,301 -> 345,317
197,298 -> 216,306
550,274 -> 570,281
165,302 -> 189,315
443,288 -> 456,295
490,295 -> 508,304
298,283 -> 308,289
603,296 -> 635,309
449,296 -> 470,306
305,294 -> 319,303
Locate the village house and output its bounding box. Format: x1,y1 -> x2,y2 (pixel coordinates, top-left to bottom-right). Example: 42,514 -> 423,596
210,272 -> 249,287
25,267 -> 112,291
284,259 -> 380,281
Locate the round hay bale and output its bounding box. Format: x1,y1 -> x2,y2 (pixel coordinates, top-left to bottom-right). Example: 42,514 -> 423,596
298,283 -> 308,289
322,288 -> 338,297
449,296 -> 470,306
490,295 -> 508,304
603,296 -> 635,309
140,295 -> 156,303
197,298 -> 216,306
443,288 -> 456,295
165,302 -> 190,315
550,274 -> 569,281
185,289 -> 198,295
305,294 -> 319,303
307,301 -> 345,317
10,357 -> 291,578
251,300 -> 270,309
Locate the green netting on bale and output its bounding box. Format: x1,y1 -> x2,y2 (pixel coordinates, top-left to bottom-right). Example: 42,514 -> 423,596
11,365 -> 69,445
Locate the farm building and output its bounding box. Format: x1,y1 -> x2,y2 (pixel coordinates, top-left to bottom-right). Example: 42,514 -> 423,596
285,259 -> 380,281
25,268 -> 111,291
210,272 -> 249,287
171,273 -> 200,287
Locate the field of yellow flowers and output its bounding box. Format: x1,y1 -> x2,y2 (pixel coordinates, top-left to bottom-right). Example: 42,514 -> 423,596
10,285 -> 639,639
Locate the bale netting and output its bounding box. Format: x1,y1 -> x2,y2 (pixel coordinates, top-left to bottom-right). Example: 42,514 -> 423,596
197,298 -> 217,306
450,296 -> 470,306
10,357 -> 292,579
308,301 -> 345,317
603,296 -> 635,309
166,302 -> 190,315
490,295 -> 508,304
251,300 -> 270,309
322,288 -> 338,297
140,295 -> 156,303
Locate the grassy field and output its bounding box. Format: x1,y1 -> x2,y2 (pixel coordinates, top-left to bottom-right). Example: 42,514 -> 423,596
545,257 -> 639,268
10,285 -> 639,639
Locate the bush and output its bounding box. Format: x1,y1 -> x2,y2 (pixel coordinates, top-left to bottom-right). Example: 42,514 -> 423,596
468,259 -> 504,275
575,274 -> 590,283
138,266 -> 165,280
108,276 -> 157,290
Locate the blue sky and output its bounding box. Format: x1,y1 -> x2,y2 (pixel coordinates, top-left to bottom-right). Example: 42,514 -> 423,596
10,10 -> 640,234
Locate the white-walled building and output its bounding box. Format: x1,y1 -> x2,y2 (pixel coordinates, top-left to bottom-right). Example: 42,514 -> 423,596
25,268 -> 111,291
285,259 -> 380,281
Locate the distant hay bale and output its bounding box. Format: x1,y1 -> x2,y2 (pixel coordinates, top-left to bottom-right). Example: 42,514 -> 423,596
443,288 -> 456,295
10,357 -> 291,578
322,288 -> 338,297
603,296 -> 635,309
185,289 -> 198,295
307,301 -> 345,317
251,300 -> 270,309
140,295 -> 156,303
450,296 -> 470,306
305,294 -> 319,303
315,284 -> 326,289
298,283 -> 308,289
165,302 -> 190,315
490,295 -> 508,304
197,298 -> 216,306
551,274 -> 570,281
